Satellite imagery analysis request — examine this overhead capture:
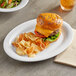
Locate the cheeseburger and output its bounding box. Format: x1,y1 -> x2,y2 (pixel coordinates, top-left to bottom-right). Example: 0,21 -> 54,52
34,13 -> 63,42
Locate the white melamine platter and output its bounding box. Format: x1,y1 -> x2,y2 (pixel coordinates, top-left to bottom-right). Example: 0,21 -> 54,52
3,19 -> 74,62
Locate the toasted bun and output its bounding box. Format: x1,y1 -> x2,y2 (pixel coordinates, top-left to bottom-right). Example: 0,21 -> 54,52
35,13 -> 63,37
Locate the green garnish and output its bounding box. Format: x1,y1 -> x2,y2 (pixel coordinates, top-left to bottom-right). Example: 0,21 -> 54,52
0,0 -> 3,4
6,2 -> 14,8
43,32 -> 60,42
0,0 -> 21,8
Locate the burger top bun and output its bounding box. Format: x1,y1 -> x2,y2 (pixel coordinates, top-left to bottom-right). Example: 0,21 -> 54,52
37,13 -> 63,30
35,13 -> 63,37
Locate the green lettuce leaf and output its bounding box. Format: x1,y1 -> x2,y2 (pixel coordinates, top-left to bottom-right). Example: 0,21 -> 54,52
43,32 -> 60,42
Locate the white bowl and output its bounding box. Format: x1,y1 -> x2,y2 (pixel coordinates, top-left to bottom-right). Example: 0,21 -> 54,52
0,0 -> 29,12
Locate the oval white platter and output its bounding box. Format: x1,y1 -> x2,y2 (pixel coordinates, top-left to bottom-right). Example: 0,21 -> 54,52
3,19 -> 74,62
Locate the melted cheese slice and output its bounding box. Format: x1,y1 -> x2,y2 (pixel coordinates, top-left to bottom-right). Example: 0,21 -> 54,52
35,25 -> 53,37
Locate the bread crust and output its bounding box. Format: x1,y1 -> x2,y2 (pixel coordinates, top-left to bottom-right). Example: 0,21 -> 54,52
36,13 -> 63,31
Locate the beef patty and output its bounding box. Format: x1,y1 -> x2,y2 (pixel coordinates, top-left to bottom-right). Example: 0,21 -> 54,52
49,29 -> 59,36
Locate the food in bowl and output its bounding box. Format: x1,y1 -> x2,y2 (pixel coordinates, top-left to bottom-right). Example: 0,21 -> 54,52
0,0 -> 21,8
12,13 -> 63,57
